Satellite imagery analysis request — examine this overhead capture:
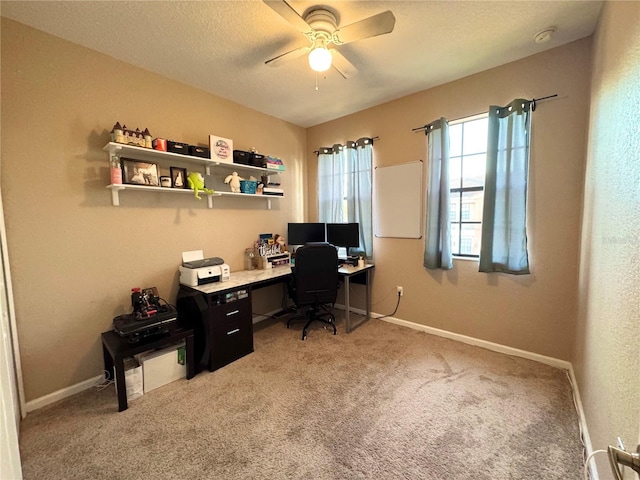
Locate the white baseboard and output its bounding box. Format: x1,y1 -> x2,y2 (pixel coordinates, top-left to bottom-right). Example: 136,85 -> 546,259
252,307 -> 286,324
567,365 -> 598,480
24,306 -> 596,479
376,314 -> 572,369
335,302 -> 571,368
25,374 -> 103,413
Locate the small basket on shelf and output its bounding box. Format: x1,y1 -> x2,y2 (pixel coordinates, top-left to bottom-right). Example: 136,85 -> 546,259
239,180 -> 257,194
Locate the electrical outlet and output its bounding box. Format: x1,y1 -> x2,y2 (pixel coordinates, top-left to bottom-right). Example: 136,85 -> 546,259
397,286 -> 404,296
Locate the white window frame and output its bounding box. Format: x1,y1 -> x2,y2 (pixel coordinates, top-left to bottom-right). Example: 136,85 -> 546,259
449,113 -> 488,258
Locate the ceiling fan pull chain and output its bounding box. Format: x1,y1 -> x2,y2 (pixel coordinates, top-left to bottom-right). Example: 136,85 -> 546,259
315,72 -> 319,91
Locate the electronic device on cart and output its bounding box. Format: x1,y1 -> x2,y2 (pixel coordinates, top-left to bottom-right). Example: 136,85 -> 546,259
112,287 -> 178,342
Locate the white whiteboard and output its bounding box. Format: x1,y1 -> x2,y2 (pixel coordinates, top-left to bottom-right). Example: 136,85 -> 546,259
374,160 -> 423,238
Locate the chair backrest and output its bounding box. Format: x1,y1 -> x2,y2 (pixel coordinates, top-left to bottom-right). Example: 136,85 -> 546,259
292,243 -> 339,307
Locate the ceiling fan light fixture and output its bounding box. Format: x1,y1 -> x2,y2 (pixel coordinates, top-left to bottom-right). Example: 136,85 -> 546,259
308,46 -> 332,72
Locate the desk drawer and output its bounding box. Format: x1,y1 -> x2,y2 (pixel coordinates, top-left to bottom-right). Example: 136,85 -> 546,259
210,315 -> 253,370
208,296 -> 253,370
209,296 -> 251,325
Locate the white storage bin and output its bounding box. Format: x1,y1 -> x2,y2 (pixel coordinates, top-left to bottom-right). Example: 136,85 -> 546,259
139,343 -> 186,393
115,358 -> 144,402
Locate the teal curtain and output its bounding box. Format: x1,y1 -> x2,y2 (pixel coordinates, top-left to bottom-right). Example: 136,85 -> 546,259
345,140 -> 373,257
424,118 -> 453,270
479,99 -> 532,274
318,145 -> 345,223
317,139 -> 374,258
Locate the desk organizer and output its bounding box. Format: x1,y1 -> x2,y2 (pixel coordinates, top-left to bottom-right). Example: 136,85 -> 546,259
257,252 -> 291,269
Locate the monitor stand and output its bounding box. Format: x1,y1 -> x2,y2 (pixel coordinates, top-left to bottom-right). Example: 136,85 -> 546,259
338,255 -> 359,267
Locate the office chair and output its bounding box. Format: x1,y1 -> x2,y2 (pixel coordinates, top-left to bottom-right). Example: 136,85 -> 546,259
287,242 -> 339,340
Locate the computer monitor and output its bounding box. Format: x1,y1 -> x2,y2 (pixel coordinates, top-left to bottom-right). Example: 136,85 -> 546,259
326,223 -> 360,249
287,222 -> 326,246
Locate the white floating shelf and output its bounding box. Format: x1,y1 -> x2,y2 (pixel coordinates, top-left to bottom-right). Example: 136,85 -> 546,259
106,184 -> 281,209
104,142 -> 283,209
104,142 -> 215,167
103,142 -> 282,175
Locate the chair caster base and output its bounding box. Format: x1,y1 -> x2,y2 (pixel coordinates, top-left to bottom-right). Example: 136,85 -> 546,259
289,310 -> 337,340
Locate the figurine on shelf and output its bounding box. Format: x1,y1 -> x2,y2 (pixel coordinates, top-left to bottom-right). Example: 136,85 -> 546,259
187,172 -> 214,200
143,128 -> 152,148
110,122 -> 152,148
111,122 -> 124,143
224,171 -> 244,193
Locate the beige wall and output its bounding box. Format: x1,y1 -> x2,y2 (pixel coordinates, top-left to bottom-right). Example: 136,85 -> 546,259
575,1 -> 640,478
1,19 -> 307,401
308,39 -> 591,361
5,17 -> 637,477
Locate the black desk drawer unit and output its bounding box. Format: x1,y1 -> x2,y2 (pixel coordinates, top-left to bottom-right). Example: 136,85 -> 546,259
177,286 -> 254,373
208,294 -> 253,370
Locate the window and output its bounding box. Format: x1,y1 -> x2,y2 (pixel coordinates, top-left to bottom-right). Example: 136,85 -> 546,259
317,139 -> 373,257
449,114 -> 488,257
450,203 -> 458,221
460,237 -> 473,255
461,203 -> 471,220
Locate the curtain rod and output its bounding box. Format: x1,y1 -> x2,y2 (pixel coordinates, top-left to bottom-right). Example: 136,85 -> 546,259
313,136 -> 379,155
412,94 -> 558,133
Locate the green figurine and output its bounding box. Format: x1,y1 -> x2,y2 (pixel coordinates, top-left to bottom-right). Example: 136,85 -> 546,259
187,172 -> 214,199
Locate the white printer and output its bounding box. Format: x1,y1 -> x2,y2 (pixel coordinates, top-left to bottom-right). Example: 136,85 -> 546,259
179,250 -> 230,287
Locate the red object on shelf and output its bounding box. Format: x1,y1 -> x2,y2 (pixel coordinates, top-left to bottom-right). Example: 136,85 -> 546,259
153,138 -> 167,151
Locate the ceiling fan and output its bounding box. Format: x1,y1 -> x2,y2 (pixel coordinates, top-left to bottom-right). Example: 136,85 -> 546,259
263,0 -> 396,78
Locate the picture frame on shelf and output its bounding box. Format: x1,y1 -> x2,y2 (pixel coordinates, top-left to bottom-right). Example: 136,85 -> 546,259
122,158 -> 159,186
170,167 -> 188,189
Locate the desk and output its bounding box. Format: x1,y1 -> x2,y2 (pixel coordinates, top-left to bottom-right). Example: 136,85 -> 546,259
338,263 -> 375,333
189,267 -> 292,296
186,264 -> 374,333
101,325 -> 195,412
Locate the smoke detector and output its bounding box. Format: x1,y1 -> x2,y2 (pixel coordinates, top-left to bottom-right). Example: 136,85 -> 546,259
534,27 -> 556,44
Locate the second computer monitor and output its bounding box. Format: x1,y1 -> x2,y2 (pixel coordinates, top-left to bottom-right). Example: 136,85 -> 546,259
287,222 -> 326,246
326,223 -> 360,248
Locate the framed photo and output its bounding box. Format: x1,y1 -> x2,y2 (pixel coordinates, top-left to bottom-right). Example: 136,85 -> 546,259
170,167 -> 188,189
122,159 -> 159,186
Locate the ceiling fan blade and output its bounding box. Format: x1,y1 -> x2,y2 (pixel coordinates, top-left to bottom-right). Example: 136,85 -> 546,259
265,46 -> 310,66
330,49 -> 358,79
264,0 -> 313,34
332,10 -> 396,45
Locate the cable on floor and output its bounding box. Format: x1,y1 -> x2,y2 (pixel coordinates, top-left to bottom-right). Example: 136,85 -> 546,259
583,449 -> 607,480
94,370 -> 114,391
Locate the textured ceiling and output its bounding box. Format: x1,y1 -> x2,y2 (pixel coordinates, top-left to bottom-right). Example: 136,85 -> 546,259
0,1 -> 603,127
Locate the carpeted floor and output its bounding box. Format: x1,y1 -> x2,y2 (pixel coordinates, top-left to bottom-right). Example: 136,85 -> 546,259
18,316 -> 584,479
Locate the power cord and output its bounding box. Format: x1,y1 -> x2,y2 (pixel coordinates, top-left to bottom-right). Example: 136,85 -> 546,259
377,290 -> 402,319
583,449 -> 607,480
565,370 -> 588,462
340,285 -> 400,319
94,370 -> 114,391
344,283 -> 394,307
568,368 -> 609,480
